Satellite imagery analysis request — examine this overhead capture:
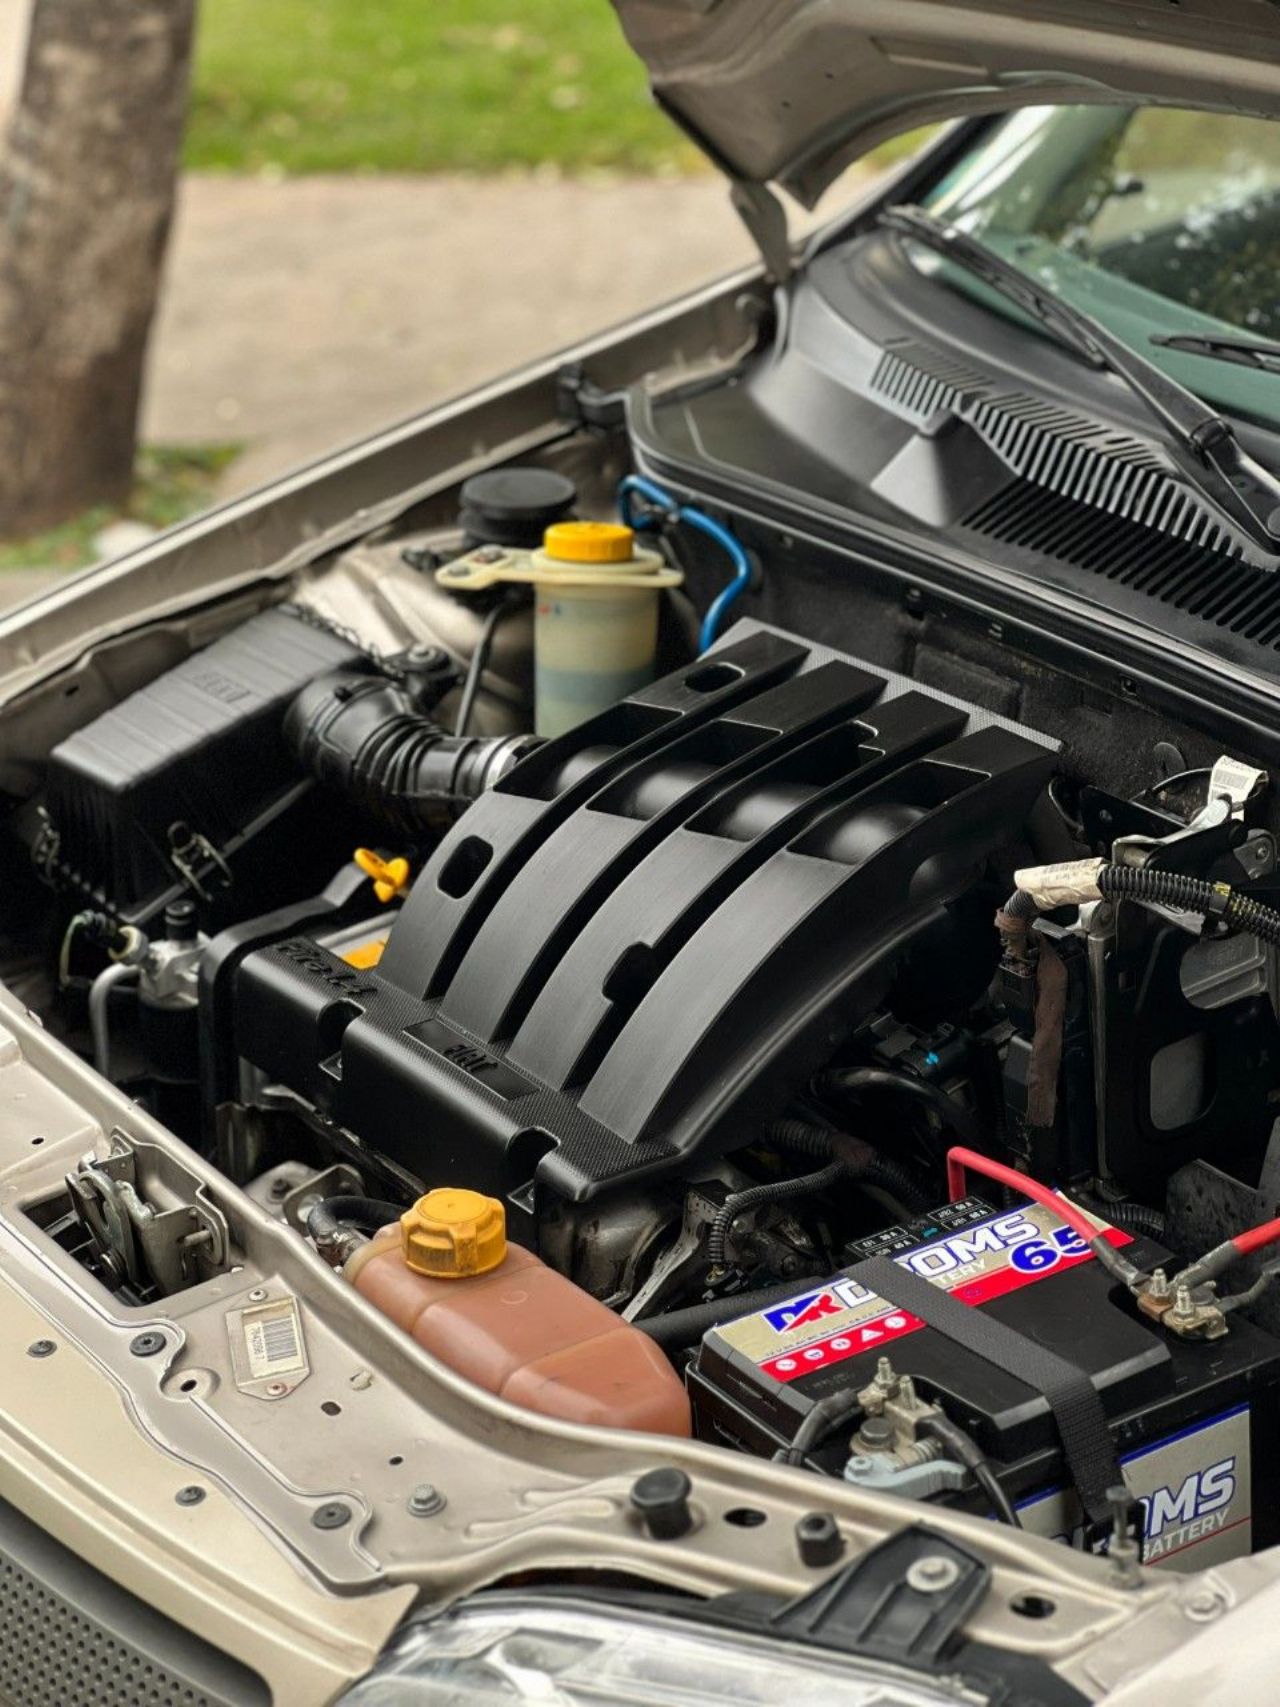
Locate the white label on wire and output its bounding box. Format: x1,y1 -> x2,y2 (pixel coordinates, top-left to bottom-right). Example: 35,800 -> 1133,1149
1013,857 -> 1106,909
1209,755 -> 1264,815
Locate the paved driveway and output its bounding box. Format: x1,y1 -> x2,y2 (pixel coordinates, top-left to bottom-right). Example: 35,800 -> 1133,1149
1,164 -> 874,608
142,171 -> 757,493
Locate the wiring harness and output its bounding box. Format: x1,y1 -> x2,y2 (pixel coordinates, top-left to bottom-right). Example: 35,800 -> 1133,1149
1010,854 -> 1280,945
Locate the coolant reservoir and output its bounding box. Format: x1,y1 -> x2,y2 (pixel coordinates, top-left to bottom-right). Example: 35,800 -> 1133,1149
435,522 -> 682,737
346,1187 -> 691,1436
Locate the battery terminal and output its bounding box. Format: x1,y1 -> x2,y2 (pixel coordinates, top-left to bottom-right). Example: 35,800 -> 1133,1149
1136,1268 -> 1228,1340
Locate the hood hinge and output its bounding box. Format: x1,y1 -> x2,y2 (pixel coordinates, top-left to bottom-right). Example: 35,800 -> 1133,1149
730,180 -> 792,284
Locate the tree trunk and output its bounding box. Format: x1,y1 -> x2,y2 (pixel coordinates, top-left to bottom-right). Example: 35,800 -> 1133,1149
0,0 -> 196,537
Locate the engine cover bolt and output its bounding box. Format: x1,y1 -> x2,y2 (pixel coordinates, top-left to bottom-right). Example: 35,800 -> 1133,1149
175,1485 -> 206,1507
26,1339 -> 56,1358
795,1511 -> 844,1568
407,1483 -> 447,1518
906,1554 -> 961,1594
629,1467 -> 693,1540
130,1331 -> 166,1358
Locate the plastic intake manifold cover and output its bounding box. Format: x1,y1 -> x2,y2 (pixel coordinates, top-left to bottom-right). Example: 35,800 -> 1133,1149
231,621 -> 1058,1212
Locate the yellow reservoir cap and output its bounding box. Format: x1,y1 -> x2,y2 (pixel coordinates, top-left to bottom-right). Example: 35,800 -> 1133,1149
542,520 -> 634,564
401,1187 -> 507,1279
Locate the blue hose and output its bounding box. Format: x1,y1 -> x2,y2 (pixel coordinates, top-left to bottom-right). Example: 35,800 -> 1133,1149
617,474 -> 754,653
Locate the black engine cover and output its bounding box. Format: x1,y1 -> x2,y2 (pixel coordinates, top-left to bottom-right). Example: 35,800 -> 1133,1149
229,622 -> 1056,1215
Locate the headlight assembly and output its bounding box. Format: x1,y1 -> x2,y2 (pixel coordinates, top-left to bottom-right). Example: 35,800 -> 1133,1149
339,1594 -> 983,1705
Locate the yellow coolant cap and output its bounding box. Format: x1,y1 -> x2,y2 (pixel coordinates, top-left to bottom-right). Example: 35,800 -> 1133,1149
401,1187 -> 507,1279
542,520 -> 634,563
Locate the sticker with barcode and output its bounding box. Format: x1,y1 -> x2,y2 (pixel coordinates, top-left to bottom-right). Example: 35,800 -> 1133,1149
1209,755 -> 1265,812
243,1299 -> 305,1377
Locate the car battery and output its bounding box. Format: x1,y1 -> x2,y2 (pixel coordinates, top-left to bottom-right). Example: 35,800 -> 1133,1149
689,1195 -> 1280,1569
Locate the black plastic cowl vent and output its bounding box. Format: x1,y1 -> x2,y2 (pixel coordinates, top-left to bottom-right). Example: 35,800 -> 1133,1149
962,482 -> 1280,650
871,342 -> 1248,561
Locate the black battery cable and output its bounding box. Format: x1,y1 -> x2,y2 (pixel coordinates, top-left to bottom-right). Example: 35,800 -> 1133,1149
919,1411 -> 1022,1529
775,1390 -> 864,1469
773,1376 -> 1021,1529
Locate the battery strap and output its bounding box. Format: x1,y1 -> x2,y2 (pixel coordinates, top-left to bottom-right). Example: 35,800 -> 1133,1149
854,1255 -> 1124,1532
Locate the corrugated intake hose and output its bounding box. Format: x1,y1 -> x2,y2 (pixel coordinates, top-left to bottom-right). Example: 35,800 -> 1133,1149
285,668 -> 538,837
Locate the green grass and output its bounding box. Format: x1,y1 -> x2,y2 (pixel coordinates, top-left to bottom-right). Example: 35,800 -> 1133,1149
190,0 -> 929,178
188,0 -> 706,176
0,445 -> 242,571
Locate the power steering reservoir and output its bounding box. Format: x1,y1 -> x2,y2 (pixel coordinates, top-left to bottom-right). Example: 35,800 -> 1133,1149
436,520 -> 681,737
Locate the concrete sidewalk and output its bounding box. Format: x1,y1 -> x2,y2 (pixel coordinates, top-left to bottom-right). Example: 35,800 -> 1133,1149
143,171 -> 758,495
3,165 -> 873,609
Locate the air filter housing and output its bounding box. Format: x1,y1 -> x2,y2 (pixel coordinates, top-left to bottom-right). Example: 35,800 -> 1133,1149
41,607 -> 357,919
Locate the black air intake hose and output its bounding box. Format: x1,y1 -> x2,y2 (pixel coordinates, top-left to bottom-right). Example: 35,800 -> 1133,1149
286,668 -> 538,836
818,1065 -> 983,1148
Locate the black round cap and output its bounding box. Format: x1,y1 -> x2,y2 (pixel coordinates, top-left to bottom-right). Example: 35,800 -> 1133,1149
458,467 -> 576,549
629,1467 -> 693,1540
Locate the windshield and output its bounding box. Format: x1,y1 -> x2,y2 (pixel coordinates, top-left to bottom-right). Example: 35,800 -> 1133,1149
919,106 -> 1280,430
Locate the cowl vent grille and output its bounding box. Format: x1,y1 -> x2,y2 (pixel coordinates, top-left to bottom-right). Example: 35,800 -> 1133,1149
963,483 -> 1280,649
871,343 -> 1247,560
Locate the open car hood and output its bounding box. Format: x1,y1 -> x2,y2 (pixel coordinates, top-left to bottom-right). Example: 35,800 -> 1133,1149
609,0 -> 1280,207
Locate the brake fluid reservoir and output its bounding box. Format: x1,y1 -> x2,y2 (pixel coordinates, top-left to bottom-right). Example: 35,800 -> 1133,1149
346,1187 -> 692,1436
436,522 -> 682,737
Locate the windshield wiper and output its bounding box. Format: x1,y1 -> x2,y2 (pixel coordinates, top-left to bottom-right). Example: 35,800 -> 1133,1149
1152,330 -> 1280,375
877,204 -> 1280,555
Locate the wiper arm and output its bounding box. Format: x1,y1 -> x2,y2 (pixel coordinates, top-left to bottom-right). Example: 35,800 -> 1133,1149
1152,330 -> 1280,375
878,204 -> 1280,554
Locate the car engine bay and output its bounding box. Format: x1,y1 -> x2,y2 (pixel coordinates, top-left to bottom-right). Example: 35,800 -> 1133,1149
8,259 -> 1280,1609
7,416 -> 1280,1597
